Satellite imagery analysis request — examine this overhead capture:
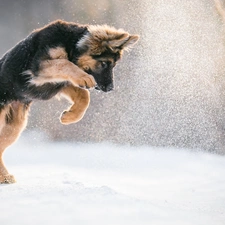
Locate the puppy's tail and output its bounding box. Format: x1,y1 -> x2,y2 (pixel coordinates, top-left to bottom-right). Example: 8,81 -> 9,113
215,0 -> 225,22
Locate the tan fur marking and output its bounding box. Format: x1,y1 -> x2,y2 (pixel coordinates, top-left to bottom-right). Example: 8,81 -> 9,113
0,110 -> 5,132
48,47 -> 68,59
30,59 -> 96,88
0,102 -> 30,184
59,85 -> 90,125
76,55 -> 97,71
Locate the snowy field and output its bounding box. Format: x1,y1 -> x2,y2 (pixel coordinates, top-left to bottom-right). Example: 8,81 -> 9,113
0,132 -> 225,225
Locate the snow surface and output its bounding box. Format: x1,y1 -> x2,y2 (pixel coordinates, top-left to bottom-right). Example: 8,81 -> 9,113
0,132 -> 225,225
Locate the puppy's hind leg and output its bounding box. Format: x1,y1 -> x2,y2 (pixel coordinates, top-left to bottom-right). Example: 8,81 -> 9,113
59,85 -> 90,125
0,102 -> 30,184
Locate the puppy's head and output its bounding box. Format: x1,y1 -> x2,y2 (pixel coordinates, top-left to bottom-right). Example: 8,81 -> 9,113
76,25 -> 139,92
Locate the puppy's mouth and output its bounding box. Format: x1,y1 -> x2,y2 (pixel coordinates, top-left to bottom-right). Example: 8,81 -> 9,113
95,85 -> 101,91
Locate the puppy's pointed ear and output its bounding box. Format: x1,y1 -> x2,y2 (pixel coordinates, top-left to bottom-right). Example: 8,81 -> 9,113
122,35 -> 139,49
108,33 -> 129,48
109,34 -> 139,51
77,25 -> 139,55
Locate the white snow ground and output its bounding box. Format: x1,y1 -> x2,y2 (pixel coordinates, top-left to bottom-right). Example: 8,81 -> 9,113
0,132 -> 225,225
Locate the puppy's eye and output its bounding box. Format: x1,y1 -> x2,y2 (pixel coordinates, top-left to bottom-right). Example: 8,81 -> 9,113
101,61 -> 107,68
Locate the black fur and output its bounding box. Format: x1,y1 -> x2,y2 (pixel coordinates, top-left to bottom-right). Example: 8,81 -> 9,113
0,20 -> 88,105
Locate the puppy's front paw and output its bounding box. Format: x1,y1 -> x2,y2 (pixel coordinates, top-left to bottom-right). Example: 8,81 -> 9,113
60,110 -> 84,125
0,174 -> 16,184
75,74 -> 96,89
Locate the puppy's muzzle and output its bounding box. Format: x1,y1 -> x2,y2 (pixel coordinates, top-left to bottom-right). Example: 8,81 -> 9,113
95,83 -> 114,92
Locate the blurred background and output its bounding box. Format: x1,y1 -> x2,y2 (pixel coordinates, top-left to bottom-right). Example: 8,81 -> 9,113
1,0 -> 225,153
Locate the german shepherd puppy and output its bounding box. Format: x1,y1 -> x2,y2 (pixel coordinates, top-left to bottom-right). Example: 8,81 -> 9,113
0,20 -> 139,183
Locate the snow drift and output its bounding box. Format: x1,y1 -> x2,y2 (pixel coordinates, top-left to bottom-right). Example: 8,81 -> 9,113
0,132 -> 225,225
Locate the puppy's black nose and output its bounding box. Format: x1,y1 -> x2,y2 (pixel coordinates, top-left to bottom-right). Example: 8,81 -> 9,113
97,83 -> 114,92
101,84 -> 113,92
